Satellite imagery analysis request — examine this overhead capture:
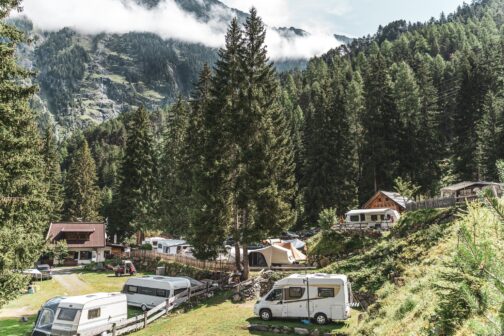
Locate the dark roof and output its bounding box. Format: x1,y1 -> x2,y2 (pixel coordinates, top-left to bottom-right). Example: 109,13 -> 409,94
46,222 -> 106,248
440,181 -> 501,192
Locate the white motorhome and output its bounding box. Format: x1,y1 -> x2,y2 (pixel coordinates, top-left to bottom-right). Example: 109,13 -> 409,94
344,208 -> 400,229
254,274 -> 352,325
49,293 -> 127,336
122,276 -> 191,311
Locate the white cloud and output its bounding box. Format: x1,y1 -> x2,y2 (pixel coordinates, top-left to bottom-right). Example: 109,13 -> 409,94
12,0 -> 340,60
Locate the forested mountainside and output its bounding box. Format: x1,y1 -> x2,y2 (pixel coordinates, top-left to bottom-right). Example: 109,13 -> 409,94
11,0 -> 346,131
64,0 -> 504,237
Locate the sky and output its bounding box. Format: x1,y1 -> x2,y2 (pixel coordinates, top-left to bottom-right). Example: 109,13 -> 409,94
220,0 -> 467,37
13,0 -> 467,60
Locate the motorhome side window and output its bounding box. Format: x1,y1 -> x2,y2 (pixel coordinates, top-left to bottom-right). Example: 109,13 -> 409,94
58,308 -> 78,321
318,288 -> 335,298
88,308 -> 100,319
350,215 -> 359,222
266,289 -> 282,301
285,287 -> 305,300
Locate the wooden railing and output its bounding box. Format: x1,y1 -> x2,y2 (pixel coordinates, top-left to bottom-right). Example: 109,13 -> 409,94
406,195 -> 479,211
130,250 -> 235,272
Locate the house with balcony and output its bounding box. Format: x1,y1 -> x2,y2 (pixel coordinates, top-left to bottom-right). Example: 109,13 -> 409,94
46,222 -> 112,265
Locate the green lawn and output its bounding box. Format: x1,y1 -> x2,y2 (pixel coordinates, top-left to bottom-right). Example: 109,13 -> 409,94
0,270 -> 357,336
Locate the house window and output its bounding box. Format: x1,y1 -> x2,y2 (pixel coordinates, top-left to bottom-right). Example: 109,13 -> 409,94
88,308 -> 100,319
79,251 -> 92,260
285,287 -> 305,300
350,215 -> 359,222
318,288 -> 335,298
371,215 -> 378,221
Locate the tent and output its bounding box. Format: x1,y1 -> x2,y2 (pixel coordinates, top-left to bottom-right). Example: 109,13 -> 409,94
248,245 -> 296,267
274,242 -> 307,262
282,238 -> 306,251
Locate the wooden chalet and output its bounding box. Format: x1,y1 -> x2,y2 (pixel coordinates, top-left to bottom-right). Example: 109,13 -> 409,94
363,190 -> 412,213
440,181 -> 502,198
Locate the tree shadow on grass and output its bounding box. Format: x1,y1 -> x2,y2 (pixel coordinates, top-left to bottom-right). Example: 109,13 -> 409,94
245,316 -> 350,335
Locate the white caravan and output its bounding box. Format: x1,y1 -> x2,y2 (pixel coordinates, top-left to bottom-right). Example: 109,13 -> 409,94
50,293 -> 127,336
344,208 -> 400,229
122,276 -> 191,311
254,274 -> 352,325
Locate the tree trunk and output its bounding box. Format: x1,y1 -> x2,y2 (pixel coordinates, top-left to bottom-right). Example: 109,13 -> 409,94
242,208 -> 249,280
233,205 -> 241,270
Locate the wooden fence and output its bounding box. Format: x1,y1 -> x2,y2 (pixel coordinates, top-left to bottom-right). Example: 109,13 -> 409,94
130,250 -> 235,272
79,282 -> 216,336
406,195 -> 479,211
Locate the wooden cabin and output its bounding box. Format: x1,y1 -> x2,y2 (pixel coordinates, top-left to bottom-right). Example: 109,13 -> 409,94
440,181 -> 502,199
362,191 -> 412,213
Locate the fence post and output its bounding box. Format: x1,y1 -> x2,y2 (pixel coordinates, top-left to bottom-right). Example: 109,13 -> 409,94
165,298 -> 170,316
143,310 -> 148,328
112,323 -> 116,336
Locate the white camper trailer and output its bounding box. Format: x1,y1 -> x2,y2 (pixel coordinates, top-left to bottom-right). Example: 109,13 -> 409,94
344,208 -> 400,230
254,274 -> 352,325
122,276 -> 191,311
49,293 -> 127,336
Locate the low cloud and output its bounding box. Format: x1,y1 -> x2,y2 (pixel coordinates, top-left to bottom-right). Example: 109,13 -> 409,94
13,0 -> 340,60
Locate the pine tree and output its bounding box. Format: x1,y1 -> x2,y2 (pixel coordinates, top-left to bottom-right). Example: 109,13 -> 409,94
0,0 -> 50,307
43,126 -> 64,221
112,106 -> 157,241
64,139 -> 101,221
476,92 -> 503,180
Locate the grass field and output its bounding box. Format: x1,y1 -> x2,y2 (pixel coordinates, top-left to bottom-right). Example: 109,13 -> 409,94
0,268 -> 357,336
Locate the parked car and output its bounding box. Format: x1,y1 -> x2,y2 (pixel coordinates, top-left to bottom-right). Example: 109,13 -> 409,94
36,264 -> 52,279
254,273 -> 353,325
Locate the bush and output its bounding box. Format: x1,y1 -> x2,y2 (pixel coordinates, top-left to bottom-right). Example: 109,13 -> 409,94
141,243 -> 153,251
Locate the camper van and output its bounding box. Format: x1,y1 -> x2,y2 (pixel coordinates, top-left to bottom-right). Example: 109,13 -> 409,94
344,208 -> 400,229
122,276 -> 192,311
34,293 -> 127,336
254,274 -> 352,325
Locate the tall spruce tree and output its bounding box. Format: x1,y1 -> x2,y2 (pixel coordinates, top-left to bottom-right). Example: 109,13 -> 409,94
0,0 -> 50,307
64,139 -> 100,221
43,126 -> 64,222
112,106 -> 157,241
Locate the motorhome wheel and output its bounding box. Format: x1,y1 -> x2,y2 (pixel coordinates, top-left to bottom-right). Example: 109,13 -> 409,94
314,313 -> 328,325
259,309 -> 272,321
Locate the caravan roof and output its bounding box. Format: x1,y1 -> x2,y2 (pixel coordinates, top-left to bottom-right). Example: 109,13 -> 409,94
58,293 -> 125,309
126,276 -> 191,290
275,273 -> 348,286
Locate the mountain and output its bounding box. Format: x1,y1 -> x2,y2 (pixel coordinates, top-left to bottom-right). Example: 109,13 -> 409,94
10,0 -> 348,132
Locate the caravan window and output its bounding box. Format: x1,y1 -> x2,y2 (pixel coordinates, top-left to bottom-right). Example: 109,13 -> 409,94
57,308 -> 78,322
37,309 -> 54,328
285,287 -> 305,300
318,288 -> 335,298
156,289 -> 168,297
88,308 -> 100,319
266,289 -> 282,301
139,287 -> 155,296
349,215 -> 359,222
128,285 -> 138,293
174,288 -> 186,296
360,214 -> 365,221
371,215 -> 378,221
380,215 -> 385,220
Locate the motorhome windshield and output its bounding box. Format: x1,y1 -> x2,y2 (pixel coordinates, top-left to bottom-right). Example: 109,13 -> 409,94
57,308 -> 78,321
266,289 -> 282,301
36,309 -> 55,330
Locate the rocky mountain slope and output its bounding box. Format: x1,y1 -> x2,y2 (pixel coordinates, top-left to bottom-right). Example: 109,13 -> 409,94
10,0 -> 350,132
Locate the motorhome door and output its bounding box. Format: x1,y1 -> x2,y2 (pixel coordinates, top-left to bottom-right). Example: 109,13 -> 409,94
283,287 -> 307,318
264,289 -> 287,317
